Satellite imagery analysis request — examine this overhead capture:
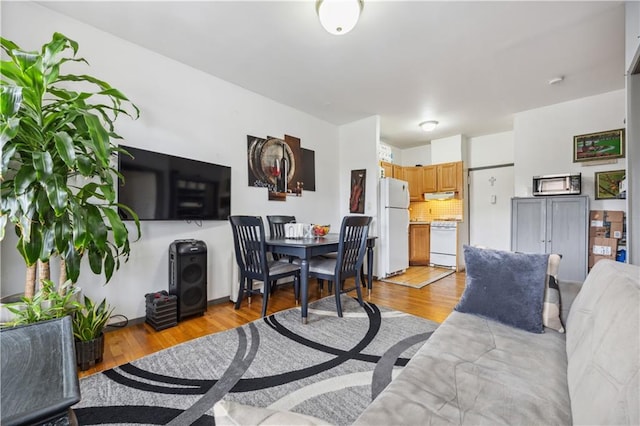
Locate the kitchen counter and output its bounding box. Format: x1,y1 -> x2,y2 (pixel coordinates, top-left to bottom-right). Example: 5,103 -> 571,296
410,221 -> 431,224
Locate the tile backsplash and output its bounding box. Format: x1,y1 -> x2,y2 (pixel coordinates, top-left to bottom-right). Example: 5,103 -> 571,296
410,199 -> 463,221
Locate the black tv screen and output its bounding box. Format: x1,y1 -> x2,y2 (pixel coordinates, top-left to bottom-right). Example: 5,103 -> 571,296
118,145 -> 231,221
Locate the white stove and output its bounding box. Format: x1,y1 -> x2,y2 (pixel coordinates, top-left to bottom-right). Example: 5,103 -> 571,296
430,221 -> 457,269
430,221 -> 457,229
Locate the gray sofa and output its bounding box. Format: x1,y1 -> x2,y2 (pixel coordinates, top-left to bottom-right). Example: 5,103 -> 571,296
354,259 -> 639,425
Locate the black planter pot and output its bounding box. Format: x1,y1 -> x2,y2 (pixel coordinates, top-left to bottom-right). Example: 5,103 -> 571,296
75,333 -> 104,371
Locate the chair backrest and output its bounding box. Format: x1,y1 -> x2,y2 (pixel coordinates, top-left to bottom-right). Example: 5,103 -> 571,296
335,215 -> 372,279
229,215 -> 269,280
266,215 -> 296,238
266,215 -> 296,261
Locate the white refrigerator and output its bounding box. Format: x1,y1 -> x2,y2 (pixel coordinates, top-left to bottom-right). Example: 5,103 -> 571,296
377,177 -> 410,278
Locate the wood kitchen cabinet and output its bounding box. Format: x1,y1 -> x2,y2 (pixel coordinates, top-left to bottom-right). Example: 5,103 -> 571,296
380,161 -> 393,178
380,161 -> 404,179
403,167 -> 424,201
390,161 -> 463,201
438,162 -> 460,191
423,161 -> 464,197
422,165 -> 437,193
409,224 -> 430,265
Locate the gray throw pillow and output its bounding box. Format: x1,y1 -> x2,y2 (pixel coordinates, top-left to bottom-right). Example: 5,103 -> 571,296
455,245 -> 549,333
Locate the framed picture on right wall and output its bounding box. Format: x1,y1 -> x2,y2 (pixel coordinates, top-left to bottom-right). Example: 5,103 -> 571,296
595,170 -> 626,199
573,128 -> 625,162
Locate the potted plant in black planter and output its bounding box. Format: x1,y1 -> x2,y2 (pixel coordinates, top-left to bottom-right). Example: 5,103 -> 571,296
3,280 -> 80,326
72,296 -> 114,371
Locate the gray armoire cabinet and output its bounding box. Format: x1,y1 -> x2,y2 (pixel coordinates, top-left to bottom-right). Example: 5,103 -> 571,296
511,195 -> 589,281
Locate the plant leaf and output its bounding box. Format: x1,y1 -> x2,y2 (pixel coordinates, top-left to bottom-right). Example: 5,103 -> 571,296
76,154 -> 94,176
53,132 -> 76,168
86,204 -> 107,251
116,203 -> 141,241
64,246 -> 80,283
103,207 -> 126,247
81,112 -> 111,167
0,214 -> 7,240
88,245 -> 102,275
32,151 -> 53,179
17,225 -> 41,265
43,174 -> 68,215
0,116 -> 21,148
1,144 -> 17,174
54,218 -> 71,255
103,249 -> 115,282
14,166 -> 37,195
0,85 -> 22,117
71,207 -> 89,249
39,225 -> 55,261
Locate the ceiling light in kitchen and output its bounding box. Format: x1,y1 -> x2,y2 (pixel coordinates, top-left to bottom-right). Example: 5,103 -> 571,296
316,0 -> 364,35
419,120 -> 439,132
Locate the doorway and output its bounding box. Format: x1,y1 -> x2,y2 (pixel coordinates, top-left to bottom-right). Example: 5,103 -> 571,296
468,165 -> 514,250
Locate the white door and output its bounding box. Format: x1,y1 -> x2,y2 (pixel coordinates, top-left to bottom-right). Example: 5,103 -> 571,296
386,178 -> 409,208
469,166 -> 514,250
386,207 -> 409,274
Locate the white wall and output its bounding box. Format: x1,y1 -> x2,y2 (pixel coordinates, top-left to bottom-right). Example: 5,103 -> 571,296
514,90 -> 626,213
400,145 -> 431,167
339,116 -> 380,224
467,131 -> 514,168
626,1 -> 640,73
625,1 -> 640,265
628,73 -> 639,265
431,134 -> 467,164
0,2 -> 342,320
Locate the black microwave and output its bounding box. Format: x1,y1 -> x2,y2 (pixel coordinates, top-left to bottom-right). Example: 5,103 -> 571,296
533,173 -> 581,196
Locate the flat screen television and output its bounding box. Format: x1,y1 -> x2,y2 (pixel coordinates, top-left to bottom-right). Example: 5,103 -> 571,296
118,145 -> 231,221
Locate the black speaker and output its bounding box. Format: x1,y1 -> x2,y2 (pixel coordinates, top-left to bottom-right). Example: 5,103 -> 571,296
169,239 -> 207,320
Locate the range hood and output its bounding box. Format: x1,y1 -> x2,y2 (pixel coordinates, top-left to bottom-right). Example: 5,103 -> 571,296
423,191 -> 455,201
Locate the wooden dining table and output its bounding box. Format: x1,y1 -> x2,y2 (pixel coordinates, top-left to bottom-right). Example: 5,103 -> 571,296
265,233 -> 376,323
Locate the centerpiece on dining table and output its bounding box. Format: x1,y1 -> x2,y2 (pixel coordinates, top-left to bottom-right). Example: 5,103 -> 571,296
311,224 -> 330,237
284,223 -> 330,238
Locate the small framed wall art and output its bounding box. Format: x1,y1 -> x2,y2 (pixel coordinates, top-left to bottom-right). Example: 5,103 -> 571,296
573,128 -> 625,162
594,169 -> 626,200
349,169 -> 366,213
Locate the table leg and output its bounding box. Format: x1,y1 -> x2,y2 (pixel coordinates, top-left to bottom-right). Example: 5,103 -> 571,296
300,258 -> 309,324
366,245 -> 374,297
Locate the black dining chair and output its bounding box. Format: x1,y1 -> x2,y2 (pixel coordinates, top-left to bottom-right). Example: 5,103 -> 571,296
266,215 -> 296,262
307,215 -> 372,317
229,215 -> 301,317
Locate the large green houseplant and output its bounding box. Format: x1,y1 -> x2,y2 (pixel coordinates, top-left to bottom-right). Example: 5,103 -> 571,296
0,33 -> 141,297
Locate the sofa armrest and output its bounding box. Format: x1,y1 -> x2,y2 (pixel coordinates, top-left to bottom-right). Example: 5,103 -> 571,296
559,279 -> 582,327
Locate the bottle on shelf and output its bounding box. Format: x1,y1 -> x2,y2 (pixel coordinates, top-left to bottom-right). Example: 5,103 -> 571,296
280,143 -> 288,193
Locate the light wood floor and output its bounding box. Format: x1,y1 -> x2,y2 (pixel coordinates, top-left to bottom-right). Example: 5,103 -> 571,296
79,268 -> 466,378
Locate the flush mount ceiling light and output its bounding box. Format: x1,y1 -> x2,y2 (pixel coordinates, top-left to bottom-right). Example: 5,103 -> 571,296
419,120 -> 439,132
316,0 -> 364,35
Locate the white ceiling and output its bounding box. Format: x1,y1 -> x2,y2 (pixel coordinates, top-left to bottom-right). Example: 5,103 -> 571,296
38,1 -> 626,149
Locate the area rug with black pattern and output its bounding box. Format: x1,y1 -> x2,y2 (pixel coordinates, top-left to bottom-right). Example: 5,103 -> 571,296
73,296 -> 439,425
